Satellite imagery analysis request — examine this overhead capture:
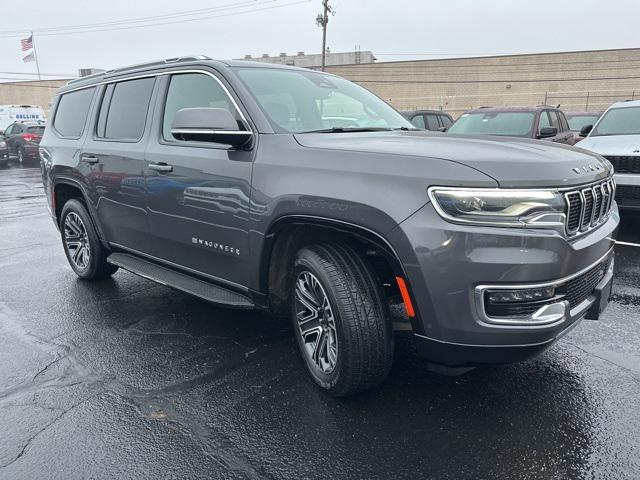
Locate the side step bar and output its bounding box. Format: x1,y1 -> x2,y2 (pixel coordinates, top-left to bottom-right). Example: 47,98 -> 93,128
107,253 -> 254,309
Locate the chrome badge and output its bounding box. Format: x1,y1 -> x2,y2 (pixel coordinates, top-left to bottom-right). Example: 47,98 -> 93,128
573,163 -> 604,175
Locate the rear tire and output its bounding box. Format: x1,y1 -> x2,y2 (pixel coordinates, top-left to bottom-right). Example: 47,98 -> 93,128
60,199 -> 118,280
291,243 -> 393,397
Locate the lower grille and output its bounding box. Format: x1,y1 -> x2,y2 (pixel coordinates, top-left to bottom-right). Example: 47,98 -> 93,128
604,156 -> 640,174
560,257 -> 612,308
483,254 -> 612,318
615,185 -> 640,208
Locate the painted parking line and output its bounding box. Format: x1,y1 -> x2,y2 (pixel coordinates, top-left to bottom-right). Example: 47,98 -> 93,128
616,240 -> 640,248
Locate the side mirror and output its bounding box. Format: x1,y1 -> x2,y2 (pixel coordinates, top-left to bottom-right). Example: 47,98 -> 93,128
538,126 -> 558,139
580,124 -> 593,137
171,107 -> 252,147
437,126 -> 448,132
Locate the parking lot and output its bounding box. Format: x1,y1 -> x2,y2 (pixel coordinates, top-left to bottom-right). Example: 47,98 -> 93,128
0,163 -> 639,479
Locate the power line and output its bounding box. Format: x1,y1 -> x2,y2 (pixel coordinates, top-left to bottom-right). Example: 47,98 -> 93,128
0,0 -> 311,38
0,0 -> 262,35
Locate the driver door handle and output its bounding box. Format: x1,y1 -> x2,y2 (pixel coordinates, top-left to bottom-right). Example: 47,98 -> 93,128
148,163 -> 173,172
81,154 -> 99,164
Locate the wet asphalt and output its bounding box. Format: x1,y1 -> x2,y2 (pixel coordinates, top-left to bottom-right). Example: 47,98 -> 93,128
0,163 -> 639,480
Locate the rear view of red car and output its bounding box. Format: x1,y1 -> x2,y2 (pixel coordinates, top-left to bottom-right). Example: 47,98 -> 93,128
3,121 -> 45,164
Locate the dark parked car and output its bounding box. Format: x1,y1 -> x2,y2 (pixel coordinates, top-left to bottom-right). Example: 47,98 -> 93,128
3,121 -> 45,164
448,106 -> 576,144
401,109 -> 454,131
565,111 -> 604,143
41,57 -> 618,396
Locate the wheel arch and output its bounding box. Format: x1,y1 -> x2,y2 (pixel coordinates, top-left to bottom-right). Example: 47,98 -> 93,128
260,215 -> 410,318
53,177 -> 109,247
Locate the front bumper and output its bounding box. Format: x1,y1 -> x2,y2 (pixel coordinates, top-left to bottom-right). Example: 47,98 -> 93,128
388,201 -> 619,366
614,174 -> 640,210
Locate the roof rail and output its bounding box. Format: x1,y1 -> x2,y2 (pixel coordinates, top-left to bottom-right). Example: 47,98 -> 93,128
66,71 -> 105,86
104,55 -> 211,76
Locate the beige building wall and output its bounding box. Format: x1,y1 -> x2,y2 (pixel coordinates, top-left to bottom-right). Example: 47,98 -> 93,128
2,48 -> 640,120
0,80 -> 68,115
327,48 -> 640,117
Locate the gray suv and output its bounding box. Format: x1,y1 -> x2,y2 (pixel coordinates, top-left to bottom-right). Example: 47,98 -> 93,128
40,56 -> 619,396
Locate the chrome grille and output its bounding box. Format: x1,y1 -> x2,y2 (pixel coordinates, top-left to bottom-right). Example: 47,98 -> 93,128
564,178 -> 615,236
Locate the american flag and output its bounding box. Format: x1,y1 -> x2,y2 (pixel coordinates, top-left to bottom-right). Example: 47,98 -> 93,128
21,35 -> 33,51
22,51 -> 35,63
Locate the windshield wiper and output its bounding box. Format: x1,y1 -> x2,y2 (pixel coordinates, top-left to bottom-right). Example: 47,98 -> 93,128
298,127 -> 393,134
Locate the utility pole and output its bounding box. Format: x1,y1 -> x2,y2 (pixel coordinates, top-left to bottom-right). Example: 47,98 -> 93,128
316,0 -> 332,71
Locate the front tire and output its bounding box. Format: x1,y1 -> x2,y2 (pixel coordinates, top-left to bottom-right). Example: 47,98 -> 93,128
291,243 -> 393,396
17,147 -> 25,165
60,199 -> 118,280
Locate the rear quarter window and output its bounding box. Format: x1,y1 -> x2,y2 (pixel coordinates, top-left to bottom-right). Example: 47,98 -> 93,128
53,87 -> 96,138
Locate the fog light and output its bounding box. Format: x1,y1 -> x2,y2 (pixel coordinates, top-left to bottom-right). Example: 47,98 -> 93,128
487,286 -> 556,304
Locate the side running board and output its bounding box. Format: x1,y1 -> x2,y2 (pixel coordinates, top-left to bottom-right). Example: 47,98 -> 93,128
107,253 -> 254,309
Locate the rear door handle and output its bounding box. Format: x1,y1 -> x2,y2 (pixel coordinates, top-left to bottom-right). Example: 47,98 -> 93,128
81,154 -> 99,164
148,163 -> 173,172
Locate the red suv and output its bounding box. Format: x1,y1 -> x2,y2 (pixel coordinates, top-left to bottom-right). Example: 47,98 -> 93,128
3,121 -> 45,164
448,106 -> 576,145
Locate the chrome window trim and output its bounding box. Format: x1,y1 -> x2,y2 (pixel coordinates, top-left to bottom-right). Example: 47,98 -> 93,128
474,246 -> 614,327
56,69 -> 252,132
170,129 -> 253,136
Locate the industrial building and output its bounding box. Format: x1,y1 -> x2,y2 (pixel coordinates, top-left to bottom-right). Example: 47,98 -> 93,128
237,50 -> 376,68
326,48 -> 640,116
2,48 -> 639,119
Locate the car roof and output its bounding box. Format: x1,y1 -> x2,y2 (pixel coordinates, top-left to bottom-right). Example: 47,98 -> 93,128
606,99 -> 640,110
464,105 -> 559,114
59,55 -> 320,94
13,121 -> 45,126
402,110 -> 451,116
565,111 -> 603,116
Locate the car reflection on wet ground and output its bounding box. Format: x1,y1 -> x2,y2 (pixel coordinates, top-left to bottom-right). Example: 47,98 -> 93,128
1,164 -> 639,479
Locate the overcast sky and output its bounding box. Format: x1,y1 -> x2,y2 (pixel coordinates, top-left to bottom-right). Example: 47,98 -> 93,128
1,0 -> 638,81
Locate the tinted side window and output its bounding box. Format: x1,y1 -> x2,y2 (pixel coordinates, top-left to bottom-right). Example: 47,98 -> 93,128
54,87 -> 95,138
162,73 -> 240,141
549,111 -> 561,130
99,77 -> 155,140
5,124 -> 16,135
410,115 -> 426,129
440,115 -> 453,128
425,114 -> 440,130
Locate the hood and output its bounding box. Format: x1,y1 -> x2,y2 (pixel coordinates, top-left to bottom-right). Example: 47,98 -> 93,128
577,134 -> 640,156
294,131 -> 612,188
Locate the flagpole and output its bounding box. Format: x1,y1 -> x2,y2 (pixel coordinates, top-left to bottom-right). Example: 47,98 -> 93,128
31,31 -> 41,81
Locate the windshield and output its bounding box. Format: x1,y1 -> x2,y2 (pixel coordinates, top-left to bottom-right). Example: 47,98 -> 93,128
234,67 -> 414,133
447,112 -> 535,137
592,107 -> 640,136
567,115 -> 600,132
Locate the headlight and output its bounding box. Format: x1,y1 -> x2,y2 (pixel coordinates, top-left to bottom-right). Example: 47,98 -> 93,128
0,141 -> 6,148
428,187 -> 566,227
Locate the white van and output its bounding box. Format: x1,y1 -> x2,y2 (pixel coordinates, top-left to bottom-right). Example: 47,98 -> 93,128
0,105 -> 46,133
